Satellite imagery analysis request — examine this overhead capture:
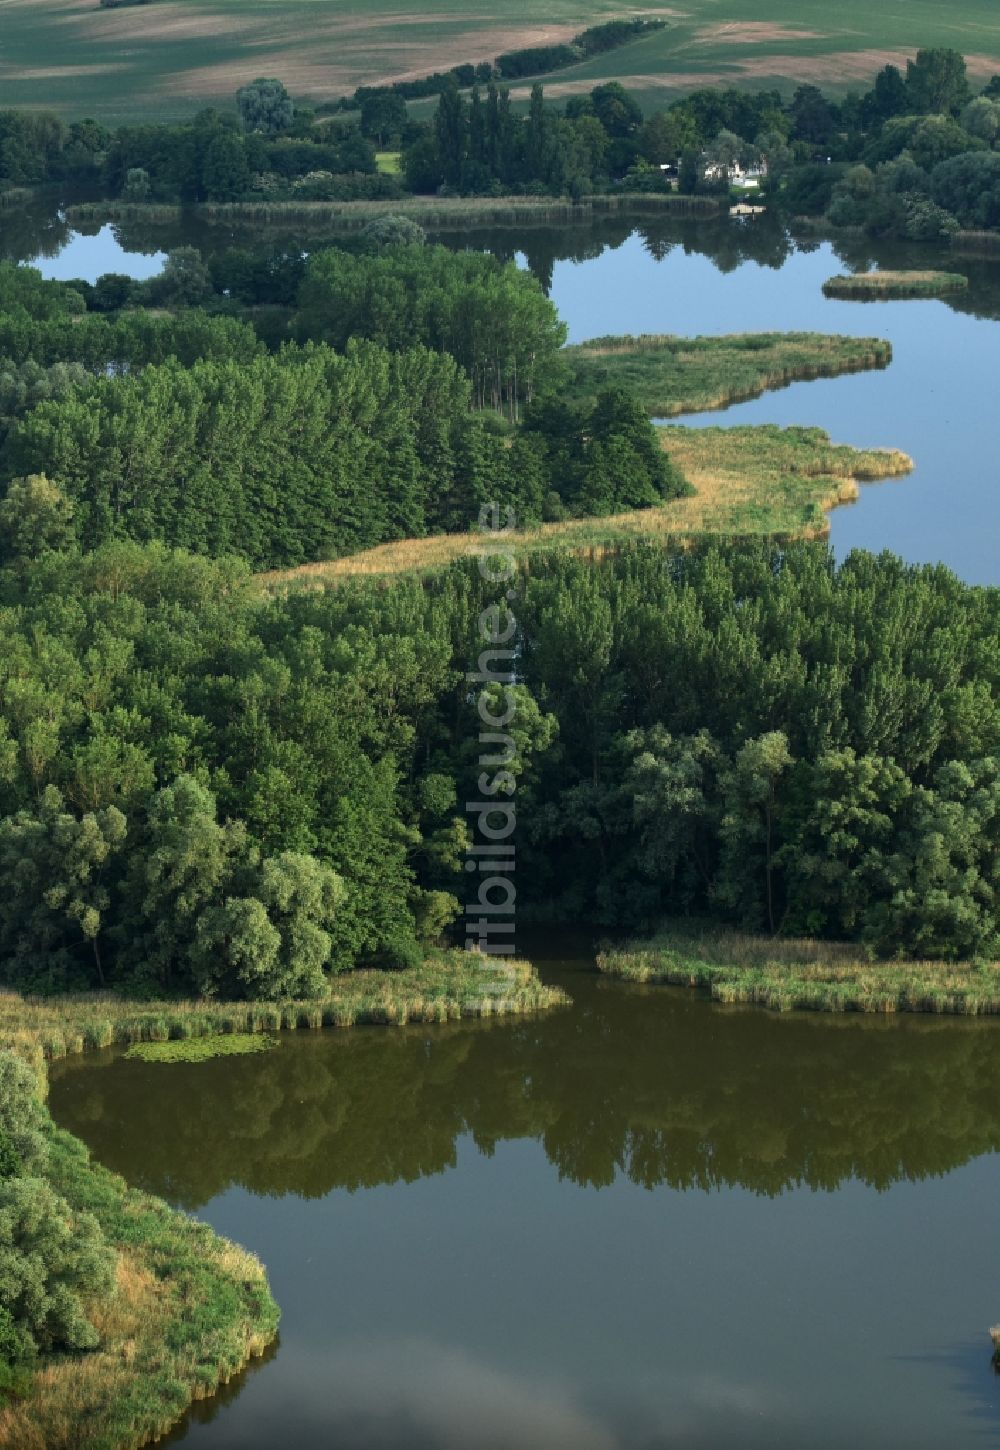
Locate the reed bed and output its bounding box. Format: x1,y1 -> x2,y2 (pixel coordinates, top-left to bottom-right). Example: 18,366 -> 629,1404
64,201 -> 185,224
563,332 -> 893,416
598,921 -> 1000,1015
259,424 -> 912,588
64,192 -> 722,232
0,952 -> 564,1444
951,231 -> 1000,257
0,953 -> 566,1079
822,270 -> 968,300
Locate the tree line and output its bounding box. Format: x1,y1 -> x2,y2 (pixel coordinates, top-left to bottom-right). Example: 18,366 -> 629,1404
0,79 -> 388,203
400,48 -> 1000,237
323,16 -> 666,118
4,50 -> 999,234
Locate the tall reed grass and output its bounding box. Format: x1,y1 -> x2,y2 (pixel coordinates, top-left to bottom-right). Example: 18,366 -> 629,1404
598,920 -> 1000,1015
1,953 -> 566,1080
564,331 -> 892,415
65,192 -> 722,231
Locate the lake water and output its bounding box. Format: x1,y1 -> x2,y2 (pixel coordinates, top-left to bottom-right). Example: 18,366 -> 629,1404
9,206 -> 1000,582
17,206 -> 1000,1444
50,940 -> 1000,1449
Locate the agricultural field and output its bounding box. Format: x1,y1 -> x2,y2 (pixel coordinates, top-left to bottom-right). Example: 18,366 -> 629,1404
2,0 -> 999,124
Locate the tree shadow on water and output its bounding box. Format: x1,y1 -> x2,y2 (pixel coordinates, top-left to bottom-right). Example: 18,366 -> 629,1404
894,1340 -> 1000,1436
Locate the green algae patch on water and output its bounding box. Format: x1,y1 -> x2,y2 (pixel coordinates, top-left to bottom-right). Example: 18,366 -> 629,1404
822,270 -> 969,300
125,1032 -> 280,1063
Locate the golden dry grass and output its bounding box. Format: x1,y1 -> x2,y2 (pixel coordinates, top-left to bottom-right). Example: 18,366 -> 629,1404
258,425 -> 913,589
0,1254 -> 162,1450
690,22 -> 827,45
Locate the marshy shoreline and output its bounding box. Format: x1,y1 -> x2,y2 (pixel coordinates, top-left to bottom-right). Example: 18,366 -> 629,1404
64,192 -> 725,232
598,921 -> 1000,1015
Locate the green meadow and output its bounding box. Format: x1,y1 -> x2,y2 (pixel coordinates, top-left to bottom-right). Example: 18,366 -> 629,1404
2,0 -> 998,123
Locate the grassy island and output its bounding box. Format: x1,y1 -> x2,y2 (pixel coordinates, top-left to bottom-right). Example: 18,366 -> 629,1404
598,922 -> 1000,1015
261,424 -> 913,586
562,332 -> 893,416
0,954 -> 564,1447
822,271 -> 969,300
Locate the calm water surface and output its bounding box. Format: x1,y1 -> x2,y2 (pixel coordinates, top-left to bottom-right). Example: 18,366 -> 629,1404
50,943 -> 1000,1449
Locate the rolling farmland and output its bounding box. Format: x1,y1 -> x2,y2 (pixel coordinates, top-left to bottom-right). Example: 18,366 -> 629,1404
1,0 -> 998,123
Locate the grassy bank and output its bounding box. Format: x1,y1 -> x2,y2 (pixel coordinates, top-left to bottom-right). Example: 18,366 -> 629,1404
63,193 -> 723,230
0,953 -> 565,1446
562,332 -> 893,415
0,1123 -> 279,1450
597,921 -> 1000,1014
260,424 -> 912,587
822,270 -> 969,299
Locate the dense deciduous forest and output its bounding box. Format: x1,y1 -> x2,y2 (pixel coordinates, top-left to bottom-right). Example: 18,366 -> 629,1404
0,254 -> 684,563
0,541 -> 998,1005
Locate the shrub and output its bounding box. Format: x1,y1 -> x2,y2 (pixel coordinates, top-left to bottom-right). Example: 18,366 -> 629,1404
0,1175 -> 114,1355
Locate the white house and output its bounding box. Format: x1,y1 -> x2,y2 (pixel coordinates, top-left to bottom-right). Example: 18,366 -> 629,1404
703,158 -> 768,187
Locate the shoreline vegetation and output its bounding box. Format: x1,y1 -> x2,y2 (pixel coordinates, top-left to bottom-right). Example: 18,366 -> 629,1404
563,333 -> 894,416
0,954 -> 565,1447
822,270 -> 970,300
3,955 -> 565,1074
259,425 -> 914,586
63,193 -> 725,230
597,922 -> 1000,1015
